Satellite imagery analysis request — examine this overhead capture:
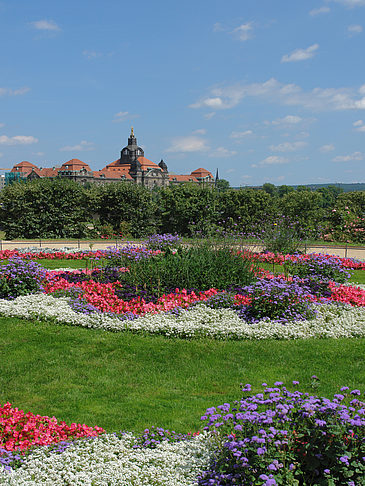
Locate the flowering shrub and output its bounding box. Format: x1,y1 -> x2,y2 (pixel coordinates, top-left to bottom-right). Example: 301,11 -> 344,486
238,278 -> 316,323
284,253 -> 352,284
144,233 -> 182,251
198,381 -> 365,486
0,257 -> 47,299
0,402 -> 104,453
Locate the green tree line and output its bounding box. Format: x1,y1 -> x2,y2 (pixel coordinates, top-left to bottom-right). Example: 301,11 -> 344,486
0,178 -> 364,243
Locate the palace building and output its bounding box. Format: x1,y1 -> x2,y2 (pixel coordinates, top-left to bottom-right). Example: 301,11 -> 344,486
7,129 -> 215,188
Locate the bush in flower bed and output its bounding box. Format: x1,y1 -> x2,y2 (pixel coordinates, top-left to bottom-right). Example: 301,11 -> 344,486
0,257 -> 47,300
236,278 -> 317,324
108,241 -> 257,295
198,381 -> 365,486
284,254 -> 352,285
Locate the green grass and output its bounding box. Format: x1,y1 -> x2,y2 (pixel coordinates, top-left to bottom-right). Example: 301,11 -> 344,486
0,317 -> 364,434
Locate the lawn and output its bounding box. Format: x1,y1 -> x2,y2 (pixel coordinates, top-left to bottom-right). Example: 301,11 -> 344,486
0,316 -> 364,433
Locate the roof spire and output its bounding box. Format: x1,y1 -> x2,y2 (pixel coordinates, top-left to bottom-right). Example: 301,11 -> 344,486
130,126 -> 134,137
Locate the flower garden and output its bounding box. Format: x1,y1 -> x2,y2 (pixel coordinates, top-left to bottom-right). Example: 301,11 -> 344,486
0,236 -> 364,485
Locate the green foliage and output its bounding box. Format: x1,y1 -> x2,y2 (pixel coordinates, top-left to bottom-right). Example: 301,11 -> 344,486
95,182 -> 156,237
217,188 -> 275,234
108,240 -> 257,294
0,178 -> 91,239
215,179 -> 230,191
279,190 -> 326,239
260,216 -> 302,255
155,184 -> 218,236
322,191 -> 365,243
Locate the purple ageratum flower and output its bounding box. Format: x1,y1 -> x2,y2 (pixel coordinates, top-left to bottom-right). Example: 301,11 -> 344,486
339,456 -> 349,464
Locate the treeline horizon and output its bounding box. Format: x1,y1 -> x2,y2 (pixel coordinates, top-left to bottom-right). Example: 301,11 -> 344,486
0,178 -> 364,243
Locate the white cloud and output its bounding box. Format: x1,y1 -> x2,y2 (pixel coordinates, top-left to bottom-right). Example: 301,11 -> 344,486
269,115 -> 303,125
0,135 -> 38,145
82,50 -> 102,59
320,144 -> 335,152
232,22 -> 253,41
0,87 -> 30,97
30,20 -> 61,31
204,112 -> 216,120
332,151 -> 364,162
347,24 -> 363,34
192,129 -> 207,135
353,119 -> 365,131
230,130 -> 253,139
166,136 -> 208,153
190,78 -> 365,112
213,22 -> 225,32
281,44 -> 319,63
310,6 -> 331,15
255,155 -> 289,166
0,123 -> 4,128
269,141 -> 307,152
59,140 -> 95,152
209,147 -> 237,157
113,111 -> 129,122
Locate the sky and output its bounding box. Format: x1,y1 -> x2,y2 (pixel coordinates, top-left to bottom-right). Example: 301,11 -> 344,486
1,0 -> 365,187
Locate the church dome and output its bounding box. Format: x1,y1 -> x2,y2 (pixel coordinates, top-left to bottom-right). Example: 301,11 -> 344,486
120,127 -> 144,164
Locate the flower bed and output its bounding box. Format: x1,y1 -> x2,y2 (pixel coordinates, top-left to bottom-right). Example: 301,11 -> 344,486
1,382 -> 363,485
0,243 -> 364,484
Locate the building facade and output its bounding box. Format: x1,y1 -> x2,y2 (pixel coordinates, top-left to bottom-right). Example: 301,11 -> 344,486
7,129 -> 215,188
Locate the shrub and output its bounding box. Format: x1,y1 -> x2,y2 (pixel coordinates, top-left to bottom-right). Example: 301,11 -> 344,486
284,254 -> 352,284
238,278 -> 316,323
0,257 -> 47,299
113,240 -> 257,295
198,381 -> 365,486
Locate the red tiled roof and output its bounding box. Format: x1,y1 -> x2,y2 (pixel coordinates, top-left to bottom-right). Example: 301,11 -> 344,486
11,161 -> 38,173
190,168 -> 213,178
137,156 -> 160,170
38,167 -> 60,177
60,159 -> 92,171
94,169 -> 133,180
104,159 -> 125,169
168,174 -> 199,182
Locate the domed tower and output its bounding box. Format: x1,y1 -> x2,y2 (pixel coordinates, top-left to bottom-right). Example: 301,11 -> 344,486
120,127 -> 144,165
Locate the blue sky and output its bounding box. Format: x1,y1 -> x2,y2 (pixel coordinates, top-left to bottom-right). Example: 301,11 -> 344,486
1,0 -> 365,186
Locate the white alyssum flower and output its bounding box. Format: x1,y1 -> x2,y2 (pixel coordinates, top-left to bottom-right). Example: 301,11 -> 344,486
0,432 -> 214,486
0,293 -> 364,340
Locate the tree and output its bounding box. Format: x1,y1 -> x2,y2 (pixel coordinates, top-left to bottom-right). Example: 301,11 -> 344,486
94,182 -> 156,238
0,178 -> 90,239
262,183 -> 277,197
215,179 -> 230,192
155,184 -> 218,236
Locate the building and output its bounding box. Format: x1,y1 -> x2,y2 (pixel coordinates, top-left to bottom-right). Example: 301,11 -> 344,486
6,129 -> 215,188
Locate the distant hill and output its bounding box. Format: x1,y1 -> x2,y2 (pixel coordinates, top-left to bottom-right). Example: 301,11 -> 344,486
233,183 -> 365,192
290,183 -> 365,192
